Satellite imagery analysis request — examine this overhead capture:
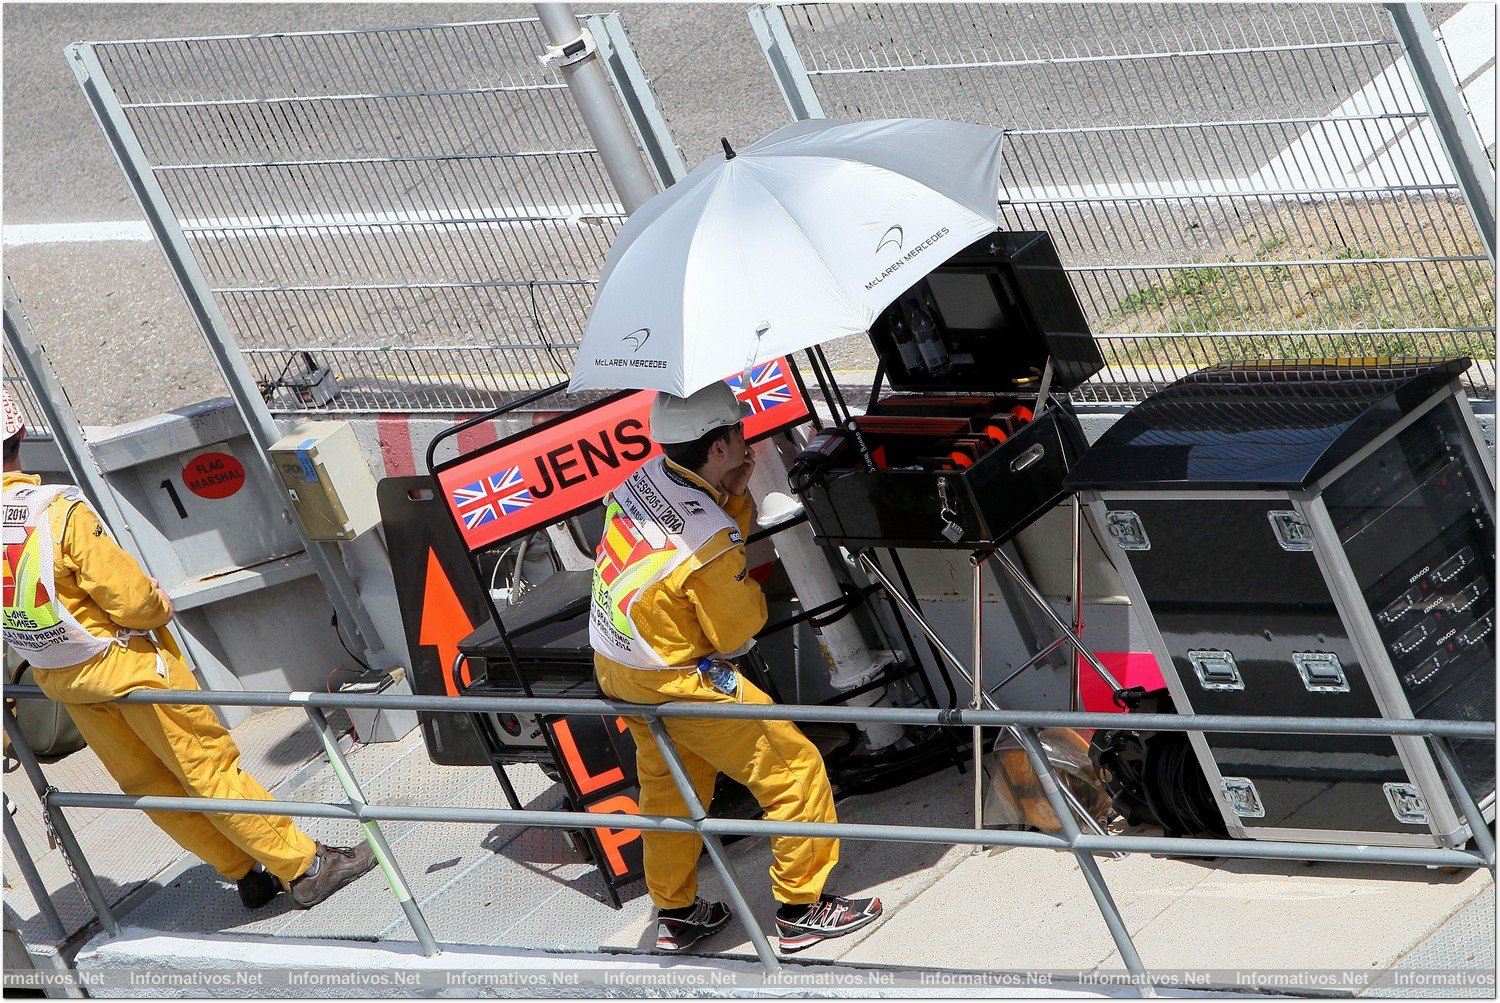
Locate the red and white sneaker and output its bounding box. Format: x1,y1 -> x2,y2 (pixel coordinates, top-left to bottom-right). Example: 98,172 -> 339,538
656,898 -> 731,953
775,894 -> 883,953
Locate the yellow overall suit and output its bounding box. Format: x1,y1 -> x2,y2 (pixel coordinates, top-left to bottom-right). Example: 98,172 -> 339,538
592,458 -> 838,909
2,471 -> 317,885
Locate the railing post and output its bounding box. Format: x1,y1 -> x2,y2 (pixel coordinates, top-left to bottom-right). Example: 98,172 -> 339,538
643,716 -> 782,973
1010,727 -> 1153,997
3,795 -> 68,941
970,553 -> 987,832
302,706 -> 441,957
1427,736 -> 1497,873
2,706 -> 118,938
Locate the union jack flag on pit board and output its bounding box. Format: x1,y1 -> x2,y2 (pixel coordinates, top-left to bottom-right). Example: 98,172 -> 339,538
728,360 -> 794,414
451,466 -> 532,530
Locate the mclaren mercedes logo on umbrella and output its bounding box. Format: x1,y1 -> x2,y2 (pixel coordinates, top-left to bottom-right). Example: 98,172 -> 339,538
622,327 -> 652,353
876,225 -> 905,256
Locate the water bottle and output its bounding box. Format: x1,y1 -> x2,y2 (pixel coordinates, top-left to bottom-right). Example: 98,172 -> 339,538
888,308 -> 925,375
903,296 -> 951,376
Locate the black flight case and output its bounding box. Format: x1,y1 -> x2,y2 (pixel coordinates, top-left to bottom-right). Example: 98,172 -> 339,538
1066,359 -> 1496,848
456,570 -> 597,762
796,231 -> 1105,551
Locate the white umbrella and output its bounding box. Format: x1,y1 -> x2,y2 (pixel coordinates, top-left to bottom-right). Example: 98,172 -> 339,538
568,118 -> 1006,396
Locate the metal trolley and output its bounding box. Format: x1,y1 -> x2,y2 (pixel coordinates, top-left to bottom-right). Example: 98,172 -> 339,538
792,231 -> 1130,828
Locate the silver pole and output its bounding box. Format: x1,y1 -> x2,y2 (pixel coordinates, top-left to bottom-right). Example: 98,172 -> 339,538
47,791 -> 1489,870
303,707 -> 440,956
65,43 -> 386,665
4,796 -> 68,940
1071,496 -> 1085,712
1385,3 -> 1496,262
9,683 -> 1493,739
986,550 -> 1125,693
857,554 -> 1117,845
644,718 -> 782,972
2,706 -> 118,938
535,4 -> 660,215
3,278 -> 126,533
971,554 -> 985,832
1427,737 -> 1497,871
1011,727 -> 1152,996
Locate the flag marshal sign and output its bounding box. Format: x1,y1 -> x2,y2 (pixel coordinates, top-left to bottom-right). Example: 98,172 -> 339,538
435,359 -> 810,552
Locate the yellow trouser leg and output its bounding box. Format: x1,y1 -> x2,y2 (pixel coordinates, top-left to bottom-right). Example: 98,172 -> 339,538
598,660 -> 840,907
61,699 -> 260,881
115,654 -> 317,885
621,715 -> 719,910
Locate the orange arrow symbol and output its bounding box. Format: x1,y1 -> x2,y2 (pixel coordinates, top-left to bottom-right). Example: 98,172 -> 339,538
419,547 -> 476,697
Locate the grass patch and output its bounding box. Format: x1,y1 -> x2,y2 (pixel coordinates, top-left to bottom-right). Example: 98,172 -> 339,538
1102,198 -> 1495,369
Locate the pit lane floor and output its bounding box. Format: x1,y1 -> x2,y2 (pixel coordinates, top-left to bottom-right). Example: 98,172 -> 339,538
4,706 -> 1493,997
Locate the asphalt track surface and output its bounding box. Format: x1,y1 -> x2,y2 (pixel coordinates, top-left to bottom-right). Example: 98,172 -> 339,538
0,3 -> 1462,425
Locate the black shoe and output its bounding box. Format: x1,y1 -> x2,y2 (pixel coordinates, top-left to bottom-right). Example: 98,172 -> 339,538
289,842 -> 377,909
775,894 -> 883,953
655,898 -> 731,953
236,866 -> 281,910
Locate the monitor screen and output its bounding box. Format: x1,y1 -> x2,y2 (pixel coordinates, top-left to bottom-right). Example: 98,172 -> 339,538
925,271 -> 1009,332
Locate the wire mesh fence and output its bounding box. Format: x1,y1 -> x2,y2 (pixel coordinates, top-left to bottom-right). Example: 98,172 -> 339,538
756,2 -> 1496,403
87,18 -> 653,414
5,339 -> 52,439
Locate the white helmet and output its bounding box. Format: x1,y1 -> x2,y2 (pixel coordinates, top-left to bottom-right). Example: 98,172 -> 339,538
2,386 -> 23,441
650,382 -> 751,445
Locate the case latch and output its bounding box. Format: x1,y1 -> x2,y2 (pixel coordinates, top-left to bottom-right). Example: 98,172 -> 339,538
1293,652 -> 1349,693
1189,649 -> 1244,691
1106,510 -> 1150,550
937,478 -> 965,544
1268,510 -> 1313,552
1383,783 -> 1430,825
1220,778 -> 1265,819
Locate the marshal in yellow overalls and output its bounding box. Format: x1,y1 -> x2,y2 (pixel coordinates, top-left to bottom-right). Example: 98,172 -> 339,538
591,456 -> 838,910
2,471 -> 316,885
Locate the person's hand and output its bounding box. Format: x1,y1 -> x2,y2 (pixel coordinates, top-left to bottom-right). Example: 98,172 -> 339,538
150,577 -> 173,617
721,450 -> 756,497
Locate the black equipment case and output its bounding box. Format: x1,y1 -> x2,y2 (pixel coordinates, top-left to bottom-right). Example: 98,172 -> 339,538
796,231 -> 1104,549
457,570 -> 597,761
1066,359 -> 1496,848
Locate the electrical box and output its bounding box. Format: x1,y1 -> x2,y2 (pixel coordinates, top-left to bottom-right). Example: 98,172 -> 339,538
269,421 -> 380,541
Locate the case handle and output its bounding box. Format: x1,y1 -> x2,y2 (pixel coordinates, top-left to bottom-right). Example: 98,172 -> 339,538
1010,444 -> 1045,473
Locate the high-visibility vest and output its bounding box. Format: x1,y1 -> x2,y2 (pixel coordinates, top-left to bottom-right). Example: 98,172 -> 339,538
589,457 -> 739,670
2,484 -> 140,669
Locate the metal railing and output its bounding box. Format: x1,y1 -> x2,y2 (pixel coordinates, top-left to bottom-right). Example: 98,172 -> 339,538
5,683 -> 1494,988
73,15 -> 676,415
750,2 -> 1497,403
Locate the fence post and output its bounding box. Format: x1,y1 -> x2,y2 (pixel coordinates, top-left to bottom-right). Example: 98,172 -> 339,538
1385,3 -> 1496,262
65,42 -> 388,667
4,277 -> 218,689
748,4 -> 826,122
587,13 -> 689,186
2,706 -> 118,938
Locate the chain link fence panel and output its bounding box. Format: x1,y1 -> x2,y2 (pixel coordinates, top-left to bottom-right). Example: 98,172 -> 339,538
755,2 -> 1495,402
86,17 -> 664,414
